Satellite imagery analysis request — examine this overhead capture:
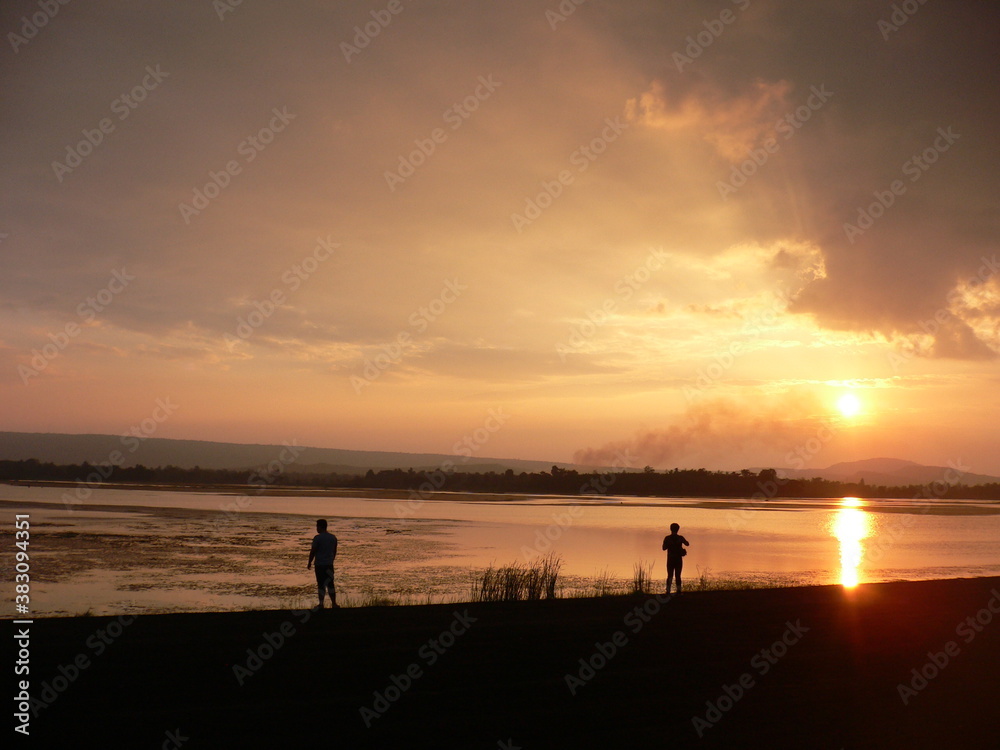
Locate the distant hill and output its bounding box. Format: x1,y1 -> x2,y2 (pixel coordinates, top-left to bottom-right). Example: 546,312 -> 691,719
0,432 -> 575,475
4,433 -> 997,488
776,457 -> 1000,487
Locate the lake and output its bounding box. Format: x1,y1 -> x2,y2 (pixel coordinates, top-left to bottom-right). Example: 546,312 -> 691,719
3,484 -> 999,616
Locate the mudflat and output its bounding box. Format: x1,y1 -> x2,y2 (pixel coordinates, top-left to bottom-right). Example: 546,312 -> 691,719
19,577 -> 1000,749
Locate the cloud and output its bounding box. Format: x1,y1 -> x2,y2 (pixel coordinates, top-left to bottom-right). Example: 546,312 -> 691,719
626,78 -> 792,161
2,0 -> 999,470
927,319 -> 995,361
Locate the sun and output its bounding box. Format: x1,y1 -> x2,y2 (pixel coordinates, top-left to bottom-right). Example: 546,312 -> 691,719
837,393 -> 862,418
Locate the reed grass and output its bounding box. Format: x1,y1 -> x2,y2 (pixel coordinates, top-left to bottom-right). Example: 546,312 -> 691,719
587,567 -> 621,597
631,560 -> 655,595
472,553 -> 563,602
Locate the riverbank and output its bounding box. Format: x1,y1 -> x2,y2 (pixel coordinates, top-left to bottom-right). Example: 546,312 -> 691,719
19,576 -> 1000,748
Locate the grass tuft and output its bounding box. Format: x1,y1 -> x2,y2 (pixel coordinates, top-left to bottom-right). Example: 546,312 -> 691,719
688,566 -> 778,591
631,560 -> 655,595
472,553 -> 563,602
590,567 -> 622,597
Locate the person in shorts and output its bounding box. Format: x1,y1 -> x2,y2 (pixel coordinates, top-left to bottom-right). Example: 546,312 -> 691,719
307,518 -> 338,608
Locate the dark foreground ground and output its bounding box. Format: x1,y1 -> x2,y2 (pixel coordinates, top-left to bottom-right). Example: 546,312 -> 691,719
13,577 -> 1000,749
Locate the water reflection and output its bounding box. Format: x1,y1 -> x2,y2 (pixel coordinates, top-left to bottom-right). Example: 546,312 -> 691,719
832,497 -> 874,587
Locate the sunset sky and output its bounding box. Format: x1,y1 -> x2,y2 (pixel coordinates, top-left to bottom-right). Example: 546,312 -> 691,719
2,0 -> 998,473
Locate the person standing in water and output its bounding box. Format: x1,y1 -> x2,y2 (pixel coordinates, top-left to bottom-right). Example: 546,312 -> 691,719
662,522 -> 690,594
307,519 -> 338,609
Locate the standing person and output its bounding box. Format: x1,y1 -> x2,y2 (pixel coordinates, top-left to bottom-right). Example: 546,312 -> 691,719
662,522 -> 690,595
307,519 -> 338,609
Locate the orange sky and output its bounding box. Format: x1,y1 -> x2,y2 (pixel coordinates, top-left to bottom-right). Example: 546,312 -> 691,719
2,1 -> 998,473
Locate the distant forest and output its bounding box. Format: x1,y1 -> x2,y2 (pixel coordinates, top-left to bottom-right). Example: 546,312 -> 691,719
3,458 -> 1000,501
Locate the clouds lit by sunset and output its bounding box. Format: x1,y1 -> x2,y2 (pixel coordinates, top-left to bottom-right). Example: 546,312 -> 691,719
2,0 -> 998,473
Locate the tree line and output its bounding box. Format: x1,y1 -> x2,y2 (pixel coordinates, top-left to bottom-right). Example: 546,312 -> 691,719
3,458 -> 1000,500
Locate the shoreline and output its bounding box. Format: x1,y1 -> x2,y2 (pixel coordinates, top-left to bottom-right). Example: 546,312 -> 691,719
20,576 -> 1000,748
7,478 -> 1000,507
5,487 -> 1000,619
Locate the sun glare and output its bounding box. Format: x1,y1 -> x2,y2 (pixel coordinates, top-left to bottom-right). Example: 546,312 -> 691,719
837,393 -> 862,418
832,497 -> 873,588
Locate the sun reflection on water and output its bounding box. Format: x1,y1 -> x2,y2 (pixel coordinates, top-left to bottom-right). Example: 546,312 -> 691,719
832,497 -> 874,588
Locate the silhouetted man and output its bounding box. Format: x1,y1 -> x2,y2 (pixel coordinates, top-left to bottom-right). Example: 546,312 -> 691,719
662,522 -> 690,594
307,518 -> 338,608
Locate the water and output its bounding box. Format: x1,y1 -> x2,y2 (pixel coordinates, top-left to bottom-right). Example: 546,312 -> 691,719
3,485 -> 999,616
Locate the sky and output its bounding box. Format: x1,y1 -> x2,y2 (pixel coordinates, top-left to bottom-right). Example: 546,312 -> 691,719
2,0 -> 999,474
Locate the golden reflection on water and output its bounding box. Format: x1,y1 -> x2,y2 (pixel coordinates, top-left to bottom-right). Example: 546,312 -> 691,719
832,497 -> 874,588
